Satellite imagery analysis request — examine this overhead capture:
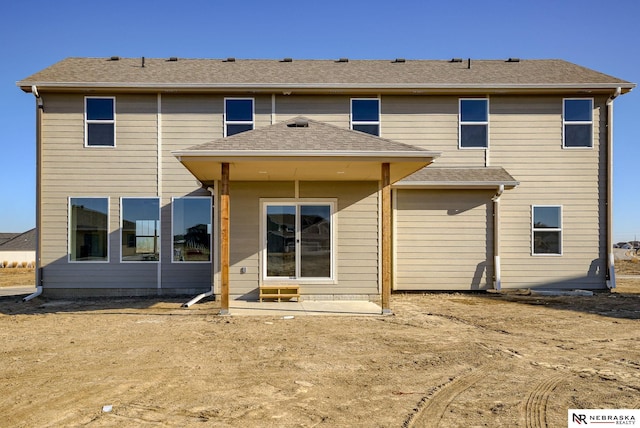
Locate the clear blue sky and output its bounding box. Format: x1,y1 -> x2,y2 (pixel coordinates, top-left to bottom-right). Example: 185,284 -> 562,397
1,0 -> 638,242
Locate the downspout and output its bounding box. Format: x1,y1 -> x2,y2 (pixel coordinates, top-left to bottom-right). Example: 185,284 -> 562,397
183,186 -> 216,307
24,85 -> 43,302
606,87 -> 621,289
492,185 -> 504,291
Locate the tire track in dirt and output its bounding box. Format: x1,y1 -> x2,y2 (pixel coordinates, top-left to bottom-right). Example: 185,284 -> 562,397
403,366 -> 489,428
523,375 -> 564,428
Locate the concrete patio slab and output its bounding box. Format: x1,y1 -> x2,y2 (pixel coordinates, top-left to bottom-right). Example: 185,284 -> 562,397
0,286 -> 36,297
227,300 -> 383,316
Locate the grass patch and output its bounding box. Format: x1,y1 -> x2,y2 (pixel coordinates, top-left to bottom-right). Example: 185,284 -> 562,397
0,268 -> 35,287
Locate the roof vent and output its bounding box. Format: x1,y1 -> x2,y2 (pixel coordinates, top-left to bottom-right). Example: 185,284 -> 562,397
392,58 -> 406,63
336,57 -> 349,63
168,57 -> 178,62
450,58 -> 463,63
224,57 -> 236,62
288,119 -> 309,128
110,56 -> 120,61
281,57 -> 293,62
506,57 -> 520,62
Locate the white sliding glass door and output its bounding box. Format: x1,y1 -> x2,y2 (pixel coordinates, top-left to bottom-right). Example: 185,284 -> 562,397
264,202 -> 334,280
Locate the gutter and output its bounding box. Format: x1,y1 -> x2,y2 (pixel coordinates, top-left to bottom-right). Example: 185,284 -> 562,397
492,185 -> 505,290
173,150 -> 441,159
18,81 -> 636,94
183,187 -> 216,308
606,87 -> 622,289
392,181 -> 519,189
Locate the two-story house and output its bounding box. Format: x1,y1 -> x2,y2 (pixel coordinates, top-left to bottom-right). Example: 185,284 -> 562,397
17,57 -> 634,312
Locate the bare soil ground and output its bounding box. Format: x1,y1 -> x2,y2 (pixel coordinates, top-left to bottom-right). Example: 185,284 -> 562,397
1,276 -> 639,427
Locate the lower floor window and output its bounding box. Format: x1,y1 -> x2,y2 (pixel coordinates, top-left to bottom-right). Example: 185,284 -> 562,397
69,197 -> 109,262
264,202 -> 334,280
532,205 -> 562,255
121,198 -> 160,262
172,197 -> 212,262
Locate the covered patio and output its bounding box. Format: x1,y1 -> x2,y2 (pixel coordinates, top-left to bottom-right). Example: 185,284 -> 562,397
174,117 -> 440,314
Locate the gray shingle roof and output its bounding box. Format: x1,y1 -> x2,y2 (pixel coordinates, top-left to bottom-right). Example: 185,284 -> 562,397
398,167 -> 519,188
18,57 -> 634,93
180,117 -> 438,155
0,233 -> 21,246
0,228 -> 36,251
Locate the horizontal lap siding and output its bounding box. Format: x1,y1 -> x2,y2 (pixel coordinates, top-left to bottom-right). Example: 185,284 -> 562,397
223,181 -> 378,297
160,94 -> 219,290
395,189 -> 494,290
274,95 -> 349,127
41,94 -> 161,290
490,95 -> 606,289
381,96 -> 485,167
300,182 -> 379,295
226,182 -> 295,296
160,95 -> 272,289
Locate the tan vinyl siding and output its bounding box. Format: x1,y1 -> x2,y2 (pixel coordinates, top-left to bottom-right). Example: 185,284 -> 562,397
160,94 -> 267,290
300,181 -> 379,295
40,93 -> 160,290
490,95 -> 606,289
274,95 -> 349,127
221,181 -> 379,297
381,95 -> 485,166
225,182 -> 295,297
395,189 -> 494,290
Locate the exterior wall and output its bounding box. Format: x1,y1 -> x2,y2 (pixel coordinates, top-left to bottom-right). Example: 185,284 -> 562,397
300,181 -> 379,296
37,90 -> 608,295
40,93 -> 162,295
490,95 -> 606,289
382,95 -> 485,166
223,181 -> 379,299
275,95 -> 350,128
394,189 -> 494,290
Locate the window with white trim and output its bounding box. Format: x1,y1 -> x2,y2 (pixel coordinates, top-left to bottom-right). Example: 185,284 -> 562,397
85,97 -> 115,147
459,98 -> 488,148
172,197 -> 212,262
351,98 -> 380,136
121,198 -> 160,262
532,205 -> 562,255
563,98 -> 593,148
224,98 -> 254,136
69,197 -> 109,262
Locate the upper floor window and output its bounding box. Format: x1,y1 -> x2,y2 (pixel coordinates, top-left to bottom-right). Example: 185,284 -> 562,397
563,98 -> 593,148
459,98 -> 488,149
532,205 -> 562,255
69,197 -> 109,262
351,98 -> 380,136
121,198 -> 160,262
225,98 -> 254,137
85,97 -> 115,147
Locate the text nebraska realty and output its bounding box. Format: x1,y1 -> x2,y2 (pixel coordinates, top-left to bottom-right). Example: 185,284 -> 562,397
572,413 -> 636,425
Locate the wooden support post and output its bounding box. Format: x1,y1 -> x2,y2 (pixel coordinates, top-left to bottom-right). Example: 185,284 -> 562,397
220,163 -> 230,314
381,163 -> 392,315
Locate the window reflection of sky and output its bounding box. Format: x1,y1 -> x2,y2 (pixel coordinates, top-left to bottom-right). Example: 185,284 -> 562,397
534,207 -> 560,228
173,198 -> 211,235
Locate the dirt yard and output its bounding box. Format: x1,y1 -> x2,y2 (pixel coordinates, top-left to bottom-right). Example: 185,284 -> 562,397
0,277 -> 639,427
